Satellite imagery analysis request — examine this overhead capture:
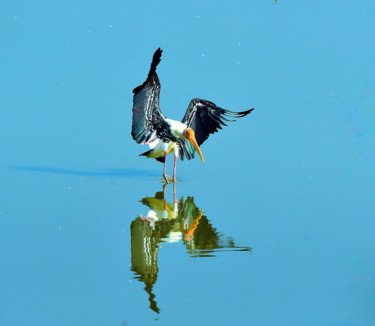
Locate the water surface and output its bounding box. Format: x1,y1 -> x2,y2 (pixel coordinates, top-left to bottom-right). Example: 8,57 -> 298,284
1,1 -> 375,325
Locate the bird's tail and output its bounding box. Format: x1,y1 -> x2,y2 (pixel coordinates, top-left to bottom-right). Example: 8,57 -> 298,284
139,150 -> 165,163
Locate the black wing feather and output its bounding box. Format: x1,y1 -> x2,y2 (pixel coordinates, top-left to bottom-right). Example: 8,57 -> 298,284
180,98 -> 254,159
131,48 -> 167,144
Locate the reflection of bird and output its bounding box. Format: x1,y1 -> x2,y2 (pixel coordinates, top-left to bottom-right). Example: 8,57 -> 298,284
131,48 -> 254,183
130,184 -> 252,313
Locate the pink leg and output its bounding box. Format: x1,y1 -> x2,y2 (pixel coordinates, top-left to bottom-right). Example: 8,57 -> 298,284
163,152 -> 169,184
173,155 -> 177,183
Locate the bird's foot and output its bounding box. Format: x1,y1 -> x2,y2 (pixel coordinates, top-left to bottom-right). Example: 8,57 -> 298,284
163,174 -> 169,184
172,176 -> 177,183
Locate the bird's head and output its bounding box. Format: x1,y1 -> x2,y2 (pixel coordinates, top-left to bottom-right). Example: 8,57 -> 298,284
185,128 -> 204,163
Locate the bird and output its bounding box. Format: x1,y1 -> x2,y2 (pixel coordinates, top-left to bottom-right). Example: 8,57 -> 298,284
131,48 -> 254,183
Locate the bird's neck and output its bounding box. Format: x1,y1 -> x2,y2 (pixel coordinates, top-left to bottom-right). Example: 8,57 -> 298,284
165,119 -> 188,139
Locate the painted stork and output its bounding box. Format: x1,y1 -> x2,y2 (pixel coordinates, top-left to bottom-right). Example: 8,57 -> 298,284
131,48 -> 254,183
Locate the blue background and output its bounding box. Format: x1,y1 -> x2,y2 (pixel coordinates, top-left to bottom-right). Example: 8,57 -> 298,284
1,1 -> 374,325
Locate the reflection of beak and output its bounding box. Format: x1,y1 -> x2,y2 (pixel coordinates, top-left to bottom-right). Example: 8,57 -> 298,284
185,209 -> 203,240
186,129 -> 204,163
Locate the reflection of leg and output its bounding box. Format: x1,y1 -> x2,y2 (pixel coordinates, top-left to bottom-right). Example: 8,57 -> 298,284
163,183 -> 167,210
172,155 -> 177,183
173,182 -> 177,205
163,152 -> 169,184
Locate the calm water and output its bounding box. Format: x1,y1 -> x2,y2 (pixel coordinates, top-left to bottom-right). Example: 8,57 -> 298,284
1,1 -> 375,325
1,149 -> 374,325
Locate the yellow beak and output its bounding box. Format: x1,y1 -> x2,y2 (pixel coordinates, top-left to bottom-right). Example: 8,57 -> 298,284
186,129 -> 204,163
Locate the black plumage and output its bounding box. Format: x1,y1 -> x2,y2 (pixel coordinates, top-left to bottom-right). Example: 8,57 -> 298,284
180,98 -> 254,160
131,48 -> 171,145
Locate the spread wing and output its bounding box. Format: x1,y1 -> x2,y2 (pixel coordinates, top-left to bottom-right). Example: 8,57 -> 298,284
180,98 -> 254,160
131,48 -> 167,144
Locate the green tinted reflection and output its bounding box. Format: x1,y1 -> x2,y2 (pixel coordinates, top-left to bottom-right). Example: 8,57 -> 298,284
130,184 -> 252,313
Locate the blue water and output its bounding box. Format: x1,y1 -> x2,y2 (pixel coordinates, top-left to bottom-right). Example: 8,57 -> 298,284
1,1 -> 375,325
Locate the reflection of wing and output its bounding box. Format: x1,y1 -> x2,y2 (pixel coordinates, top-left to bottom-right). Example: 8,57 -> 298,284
183,215 -> 251,257
177,196 -> 252,257
181,98 -> 254,159
130,218 -> 160,313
